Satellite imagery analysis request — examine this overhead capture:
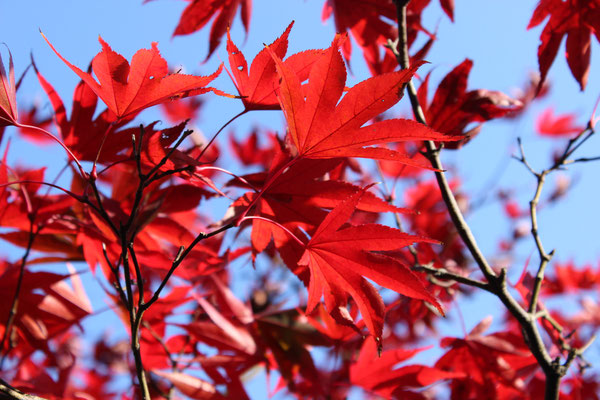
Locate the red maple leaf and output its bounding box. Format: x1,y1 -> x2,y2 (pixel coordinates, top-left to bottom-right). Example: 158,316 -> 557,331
268,35 -> 453,166
0,265 -> 92,356
350,337 -> 463,398
0,46 -> 18,128
535,107 -> 584,137
229,129 -> 277,166
247,166 -> 408,255
32,60 -> 132,163
298,187 -> 442,341
435,317 -> 538,399
321,0 -> 450,74
159,97 -> 204,124
152,370 -> 223,400
42,34 -> 224,120
160,0 -> 252,60
528,0 -> 600,90
418,59 -> 522,148
228,141 -> 411,259
542,261 -> 600,294
227,22 -> 323,111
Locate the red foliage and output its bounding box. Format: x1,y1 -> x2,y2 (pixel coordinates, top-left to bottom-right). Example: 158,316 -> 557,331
536,107 -> 584,137
417,59 -> 522,148
0,1 -> 598,399
528,0 -> 600,90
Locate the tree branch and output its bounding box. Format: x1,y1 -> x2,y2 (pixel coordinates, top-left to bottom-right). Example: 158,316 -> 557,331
390,2 -> 587,399
0,378 -> 47,400
413,264 -> 492,292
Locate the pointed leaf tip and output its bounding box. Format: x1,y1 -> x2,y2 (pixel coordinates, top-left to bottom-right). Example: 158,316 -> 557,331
43,35 -> 224,119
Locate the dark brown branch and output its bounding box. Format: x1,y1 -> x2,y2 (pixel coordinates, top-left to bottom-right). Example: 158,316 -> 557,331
391,2 -> 497,282
128,244 -> 145,310
517,144 -> 551,315
143,321 -> 177,400
413,264 -> 491,292
390,2 -> 587,399
102,243 -> 129,308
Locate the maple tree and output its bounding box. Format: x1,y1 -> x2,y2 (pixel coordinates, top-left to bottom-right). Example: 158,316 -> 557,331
0,1 -> 599,399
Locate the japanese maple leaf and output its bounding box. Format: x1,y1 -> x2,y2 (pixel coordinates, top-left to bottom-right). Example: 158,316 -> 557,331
32,60 -> 132,162
321,0 -> 449,74
229,129 -> 276,166
535,107 -> 584,137
227,22 -> 323,111
418,59 -> 522,148
228,142 -> 411,257
528,0 -> 600,90
152,370 -> 223,400
268,35 -> 453,167
542,261 -> 600,294
321,0 -> 397,75
155,0 -> 252,60
298,187 -> 442,341
159,96 -> 203,124
0,46 -> 17,128
350,337 -> 463,398
42,34 -> 223,119
0,266 -> 92,355
435,317 -> 538,399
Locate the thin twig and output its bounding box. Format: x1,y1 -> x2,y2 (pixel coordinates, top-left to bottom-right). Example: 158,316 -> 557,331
142,222 -> 235,310
195,109 -> 248,161
102,243 -> 129,308
145,129 -> 194,180
374,161 -> 419,262
413,264 -> 491,292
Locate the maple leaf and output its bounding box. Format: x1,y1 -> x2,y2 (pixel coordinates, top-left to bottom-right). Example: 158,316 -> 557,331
159,96 -> 204,124
227,22 -> 323,111
535,107 -> 584,137
418,59 -> 522,148
160,0 -> 252,60
435,317 -> 538,399
33,60 -> 133,162
321,0 -> 397,68
528,0 -> 600,90
321,0 -> 449,74
350,337 -> 463,398
254,309 -> 326,394
298,187 -> 442,341
0,46 -> 18,128
268,35 -> 453,167
153,370 -> 223,400
0,266 -> 92,355
229,129 -> 276,166
42,34 -> 224,119
228,142 -> 411,259
542,261 -> 600,294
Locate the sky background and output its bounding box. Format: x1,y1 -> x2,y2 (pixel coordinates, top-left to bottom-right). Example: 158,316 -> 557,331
1,0 -> 600,397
